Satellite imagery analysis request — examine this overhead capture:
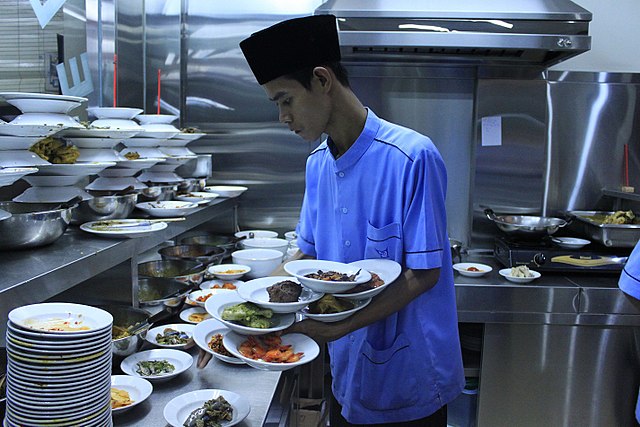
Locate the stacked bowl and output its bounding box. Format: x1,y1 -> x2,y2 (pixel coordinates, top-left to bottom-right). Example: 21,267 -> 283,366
4,303 -> 114,427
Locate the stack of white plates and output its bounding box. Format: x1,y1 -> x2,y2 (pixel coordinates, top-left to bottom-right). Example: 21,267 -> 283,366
4,303 -> 114,427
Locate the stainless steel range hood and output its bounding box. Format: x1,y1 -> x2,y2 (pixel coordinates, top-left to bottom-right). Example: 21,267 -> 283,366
315,0 -> 592,67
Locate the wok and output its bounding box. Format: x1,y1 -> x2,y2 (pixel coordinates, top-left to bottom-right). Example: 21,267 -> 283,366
158,244 -> 226,266
100,305 -> 152,358
485,208 -> 568,239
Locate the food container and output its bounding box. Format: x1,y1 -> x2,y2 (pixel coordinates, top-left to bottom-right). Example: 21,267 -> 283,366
158,244 -> 226,266
138,259 -> 206,285
101,305 -> 151,358
0,202 -> 74,250
71,193 -> 137,224
567,210 -> 640,247
484,208 -> 568,239
138,277 -> 192,316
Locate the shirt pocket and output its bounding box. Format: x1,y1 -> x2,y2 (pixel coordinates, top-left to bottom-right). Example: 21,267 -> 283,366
356,333 -> 421,411
364,222 -> 402,262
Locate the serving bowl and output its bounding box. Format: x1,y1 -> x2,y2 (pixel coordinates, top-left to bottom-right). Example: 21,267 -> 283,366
101,305 -> 151,358
232,249 -> 284,279
284,259 -> 371,293
158,244 -> 226,267
87,107 -> 143,120
137,277 -> 193,317
145,323 -> 195,350
0,201 -> 74,250
241,237 -> 290,256
71,193 -> 137,224
138,259 -> 206,286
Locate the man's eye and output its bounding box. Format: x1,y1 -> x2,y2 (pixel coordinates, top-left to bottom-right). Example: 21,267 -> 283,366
282,98 -> 291,106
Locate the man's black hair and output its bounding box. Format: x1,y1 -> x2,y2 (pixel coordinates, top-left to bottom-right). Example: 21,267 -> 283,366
284,61 -> 350,90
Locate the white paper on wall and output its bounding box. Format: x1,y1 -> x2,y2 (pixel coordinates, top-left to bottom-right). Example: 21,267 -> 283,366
29,0 -> 67,29
481,116 -> 502,147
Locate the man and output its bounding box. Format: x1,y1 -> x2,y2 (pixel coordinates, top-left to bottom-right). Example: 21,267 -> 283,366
201,14 -> 464,426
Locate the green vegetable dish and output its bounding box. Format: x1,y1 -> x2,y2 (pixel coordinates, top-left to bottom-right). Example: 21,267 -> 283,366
221,302 -> 273,329
183,395 -> 233,427
135,359 -> 175,376
156,328 -> 190,345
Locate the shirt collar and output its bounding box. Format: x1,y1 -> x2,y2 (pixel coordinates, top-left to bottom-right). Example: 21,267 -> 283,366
326,108 -> 380,169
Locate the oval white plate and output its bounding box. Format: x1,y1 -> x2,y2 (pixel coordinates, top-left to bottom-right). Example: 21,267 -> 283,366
551,237 -> 591,249
136,201 -> 198,218
120,348 -> 193,382
179,307 -> 212,324
453,262 -> 493,277
333,259 -> 402,300
80,219 -> 167,238
205,292 -> 295,335
498,268 -> 542,283
223,331 -> 320,371
284,259 -> 371,293
145,323 -> 195,349
301,297 -> 372,323
237,276 -> 324,313
111,375 -> 153,414
204,185 -> 248,198
163,389 -> 250,427
192,319 -> 245,365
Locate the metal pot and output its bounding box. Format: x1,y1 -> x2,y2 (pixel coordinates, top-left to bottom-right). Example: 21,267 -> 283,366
138,277 -> 192,316
101,305 -> 151,358
485,208 -> 568,239
138,259 -> 206,285
180,233 -> 240,258
0,202 -> 74,250
71,193 -> 138,224
158,244 -> 226,266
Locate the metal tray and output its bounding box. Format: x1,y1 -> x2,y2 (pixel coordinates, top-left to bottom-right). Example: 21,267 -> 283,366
568,210 -> 640,248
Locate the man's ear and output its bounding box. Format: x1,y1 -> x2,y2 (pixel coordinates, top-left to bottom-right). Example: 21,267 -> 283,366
313,67 -> 332,90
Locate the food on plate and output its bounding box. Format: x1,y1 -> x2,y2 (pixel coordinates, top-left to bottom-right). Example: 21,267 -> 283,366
339,272 -> 384,294
510,265 -> 533,278
111,387 -> 134,409
188,312 -> 211,323
180,127 -> 201,134
29,136 -> 80,164
218,268 -> 246,274
24,317 -> 90,332
124,151 -> 141,160
267,280 -> 302,303
183,395 -> 233,427
207,333 -> 234,357
238,334 -> 303,363
196,293 -> 214,303
211,282 -> 236,290
304,269 -> 361,282
466,266 -> 482,272
135,359 -> 175,376
112,324 -> 134,339
221,302 -> 273,329
156,327 -> 190,345
308,295 -> 354,314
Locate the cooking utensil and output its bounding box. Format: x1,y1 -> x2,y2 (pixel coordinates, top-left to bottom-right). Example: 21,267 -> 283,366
0,202 -> 73,250
98,217 -> 185,228
71,193 -> 138,224
567,210 -> 640,247
138,259 -> 206,285
158,244 -> 226,266
138,277 -> 193,316
484,208 -> 568,239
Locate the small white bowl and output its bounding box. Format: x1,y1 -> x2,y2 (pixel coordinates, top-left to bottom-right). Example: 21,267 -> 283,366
145,323 -> 195,349
551,237 -> 591,249
10,112 -> 83,128
241,237 -> 290,256
231,248 -> 284,279
120,348 -> 193,383
453,263 -> 493,277
90,118 -> 142,131
111,375 -> 153,414
205,185 -> 248,198
234,229 -> 278,239
499,268 -> 542,284
207,263 -> 251,280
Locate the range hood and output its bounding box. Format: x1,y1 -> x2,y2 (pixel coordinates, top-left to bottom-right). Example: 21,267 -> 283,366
315,0 -> 592,67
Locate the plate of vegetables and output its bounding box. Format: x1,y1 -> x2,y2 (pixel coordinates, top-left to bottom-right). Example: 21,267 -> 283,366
163,389 -> 250,427
145,323 -> 194,349
120,349 -> 193,383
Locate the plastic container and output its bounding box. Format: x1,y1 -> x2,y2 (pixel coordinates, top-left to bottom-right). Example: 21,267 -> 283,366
447,378 -> 478,427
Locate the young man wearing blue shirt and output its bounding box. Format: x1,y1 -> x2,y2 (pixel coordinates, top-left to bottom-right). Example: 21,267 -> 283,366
200,14 -> 465,426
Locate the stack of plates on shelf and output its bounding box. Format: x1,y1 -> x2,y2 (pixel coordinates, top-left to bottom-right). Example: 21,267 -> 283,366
0,167 -> 38,187
135,114 -> 180,139
4,303 -> 114,427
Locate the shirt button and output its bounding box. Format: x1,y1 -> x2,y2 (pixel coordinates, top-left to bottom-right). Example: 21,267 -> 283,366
345,240 -> 351,247
338,172 -> 345,177
341,207 -> 348,214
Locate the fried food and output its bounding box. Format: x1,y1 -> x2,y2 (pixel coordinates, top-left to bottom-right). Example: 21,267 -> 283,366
29,136 -> 79,164
304,269 -> 361,282
603,210 -> 636,224
510,265 -> 533,278
208,333 -> 234,357
267,280 -> 302,303
238,334 -> 303,363
188,312 -> 210,323
308,294 -> 354,314
111,387 -> 134,409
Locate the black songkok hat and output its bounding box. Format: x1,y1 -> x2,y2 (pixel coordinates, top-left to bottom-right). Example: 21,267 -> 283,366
240,14 -> 341,85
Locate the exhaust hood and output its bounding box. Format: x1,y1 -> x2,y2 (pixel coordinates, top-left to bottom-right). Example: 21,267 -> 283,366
315,0 -> 592,67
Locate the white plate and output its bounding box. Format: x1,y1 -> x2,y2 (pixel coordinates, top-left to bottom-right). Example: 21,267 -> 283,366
163,389 -> 250,427
59,128 -> 143,139
0,167 -> 38,187
111,375 -> 153,414
301,297 -> 372,323
498,268 -> 542,283
76,148 -> 120,163
205,185 -> 248,198
8,302 -> 113,334
137,170 -> 184,182
552,237 -> 591,249
136,114 -> 178,124
90,118 -> 142,131
0,92 -> 87,102
192,319 -> 245,365
86,176 -> 147,191
200,279 -> 244,290
122,136 -> 167,148
145,323 -> 195,349
136,200 -> 198,217
22,174 -> 85,187
223,332 -> 320,371
0,135 -> 42,150
0,123 -> 63,137
10,113 -> 83,128
88,107 -> 143,120
120,349 -> 193,382
172,132 -> 206,141
284,259 -> 371,293
13,186 -> 92,203
7,98 -> 82,114
205,292 -> 295,335
175,191 -> 219,204
207,264 -> 251,280
452,262 -> 493,278
180,307 -> 212,324
237,276 -> 324,313
80,219 -> 168,238
0,150 -> 50,167
333,259 -> 402,300
188,289 -> 234,307
34,162 -> 116,176
159,146 -> 196,157
62,137 -> 123,149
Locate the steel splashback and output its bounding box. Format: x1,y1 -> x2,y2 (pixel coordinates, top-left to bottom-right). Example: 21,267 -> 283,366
315,0 -> 592,67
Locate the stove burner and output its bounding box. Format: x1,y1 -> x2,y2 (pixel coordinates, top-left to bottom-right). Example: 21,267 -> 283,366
496,235 -> 554,249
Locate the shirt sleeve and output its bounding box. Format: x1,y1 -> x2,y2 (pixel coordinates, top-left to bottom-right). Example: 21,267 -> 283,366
619,242 -> 640,300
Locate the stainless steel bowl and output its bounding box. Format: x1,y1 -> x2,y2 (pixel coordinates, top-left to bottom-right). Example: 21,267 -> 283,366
0,202 -> 74,250
485,208 -> 568,239
137,185 -> 177,203
138,277 -> 192,316
158,244 -> 226,266
71,193 -> 137,224
180,234 -> 238,256
138,259 -> 206,285
101,305 -> 151,358
177,177 -> 207,193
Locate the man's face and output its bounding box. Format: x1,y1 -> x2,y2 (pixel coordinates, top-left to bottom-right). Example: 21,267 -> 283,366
262,75 -> 330,142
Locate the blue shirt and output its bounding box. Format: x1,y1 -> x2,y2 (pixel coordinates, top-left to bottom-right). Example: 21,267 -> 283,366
296,109 -> 464,423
